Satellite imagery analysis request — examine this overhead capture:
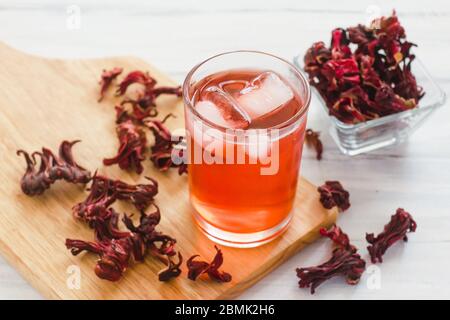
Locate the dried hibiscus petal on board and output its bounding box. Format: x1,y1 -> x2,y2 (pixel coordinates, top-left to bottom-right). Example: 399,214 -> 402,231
17,140 -> 91,196
66,236 -> 135,282
67,205 -> 181,282
116,70 -> 157,96
72,173 -> 116,225
122,205 -> 177,259
305,129 -> 323,160
16,150 -> 52,196
145,115 -> 187,175
93,207 -> 131,241
72,173 -> 158,225
103,119 -> 147,174
121,206 -> 180,280
186,246 -> 232,283
158,252 -> 183,282
296,225 -> 365,294
121,206 -> 175,258
115,70 -> 182,121
98,67 -> 123,102
66,208 -> 134,281
366,208 -> 417,263
318,181 -> 350,211
114,177 -> 158,211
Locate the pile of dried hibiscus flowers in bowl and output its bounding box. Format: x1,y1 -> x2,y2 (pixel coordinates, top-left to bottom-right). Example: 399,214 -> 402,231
295,11 -> 446,156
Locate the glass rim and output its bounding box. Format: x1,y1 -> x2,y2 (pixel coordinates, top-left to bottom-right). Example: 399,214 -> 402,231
182,50 -> 311,131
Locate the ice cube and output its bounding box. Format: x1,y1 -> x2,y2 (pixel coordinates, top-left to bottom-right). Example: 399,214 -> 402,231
237,72 -> 294,120
245,130 -> 271,163
196,86 -> 250,129
219,80 -> 249,97
195,101 -> 229,128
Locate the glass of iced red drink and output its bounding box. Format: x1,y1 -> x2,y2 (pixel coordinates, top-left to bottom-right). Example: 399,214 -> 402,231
183,51 -> 310,247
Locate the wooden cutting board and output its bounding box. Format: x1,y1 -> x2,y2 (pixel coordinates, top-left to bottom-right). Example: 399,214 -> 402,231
0,42 -> 337,300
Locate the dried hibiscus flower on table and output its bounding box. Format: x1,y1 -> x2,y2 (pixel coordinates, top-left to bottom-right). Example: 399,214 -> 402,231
305,129 -> 323,160
98,67 -> 123,102
187,246 -> 232,282
105,108 -> 187,175
318,180 -> 350,211
73,173 -> 158,226
17,140 -> 91,196
98,67 -> 185,176
145,114 -> 187,175
66,205 -> 182,282
296,225 -> 366,294
122,205 -> 177,259
113,176 -> 158,211
158,252 -> 183,282
320,224 -> 355,251
366,208 -> 417,263
112,70 -> 182,122
103,113 -> 147,174
304,11 -> 424,124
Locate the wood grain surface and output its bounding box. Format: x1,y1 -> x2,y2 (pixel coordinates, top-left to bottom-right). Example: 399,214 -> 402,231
0,42 -> 337,299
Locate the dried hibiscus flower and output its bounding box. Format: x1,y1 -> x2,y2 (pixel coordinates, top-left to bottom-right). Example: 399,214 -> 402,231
304,11 -> 424,124
116,70 -> 182,122
98,67 -> 123,102
114,177 -> 158,211
103,117 -> 147,174
186,246 -> 232,283
17,140 -> 91,196
366,208 -> 417,263
158,252 -> 183,282
67,205 -> 181,282
72,174 -> 116,225
73,173 -> 158,225
122,205 -> 177,259
296,247 -> 366,294
320,224 -> 355,251
318,181 -> 350,211
145,114 -> 187,175
305,129 -> 323,160
66,237 -> 132,281
121,206 -> 180,280
66,208 -> 138,281
98,68 -> 185,176
296,225 -> 366,294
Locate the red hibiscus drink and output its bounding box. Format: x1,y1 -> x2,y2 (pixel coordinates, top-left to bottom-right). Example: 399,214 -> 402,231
183,51 -> 310,247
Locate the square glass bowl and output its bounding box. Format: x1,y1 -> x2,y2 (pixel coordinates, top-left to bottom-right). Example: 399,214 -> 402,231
293,55 -> 446,155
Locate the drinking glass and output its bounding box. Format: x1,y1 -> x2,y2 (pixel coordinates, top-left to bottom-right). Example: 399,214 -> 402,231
183,51 -> 311,247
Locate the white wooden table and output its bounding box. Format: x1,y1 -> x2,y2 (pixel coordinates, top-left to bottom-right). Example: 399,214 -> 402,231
1,0 -> 449,299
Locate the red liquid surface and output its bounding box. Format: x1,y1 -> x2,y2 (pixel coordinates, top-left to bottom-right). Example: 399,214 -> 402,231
186,69 -> 307,234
